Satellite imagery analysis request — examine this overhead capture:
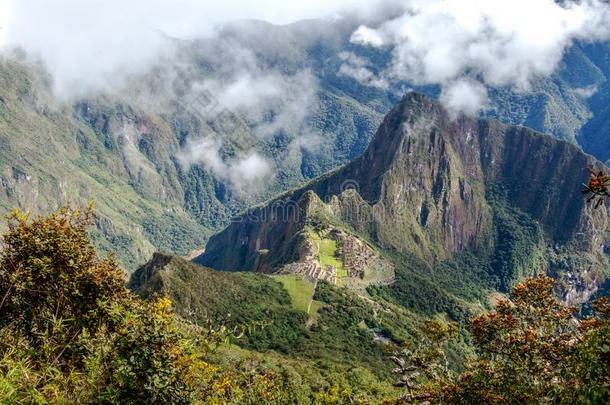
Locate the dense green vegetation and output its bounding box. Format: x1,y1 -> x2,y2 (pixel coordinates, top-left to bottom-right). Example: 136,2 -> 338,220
132,252 -> 413,379
0,206 -> 194,403
368,251 -> 489,322
131,254 -> 308,353
1,206 -> 608,403
389,277 -> 610,404
367,186 -> 553,322
486,186 -> 544,291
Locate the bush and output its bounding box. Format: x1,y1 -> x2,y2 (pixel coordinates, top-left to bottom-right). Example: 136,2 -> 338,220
391,276 -> 610,404
0,205 -> 194,403
0,206 -> 126,349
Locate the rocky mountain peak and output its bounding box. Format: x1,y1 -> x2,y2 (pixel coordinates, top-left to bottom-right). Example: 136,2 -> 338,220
197,92 -> 610,303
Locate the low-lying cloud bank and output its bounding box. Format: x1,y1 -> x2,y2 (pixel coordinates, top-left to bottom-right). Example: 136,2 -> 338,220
0,0 -> 346,192
176,137 -> 273,193
3,0 -> 610,190
349,0 -> 610,115
0,0 -> 385,98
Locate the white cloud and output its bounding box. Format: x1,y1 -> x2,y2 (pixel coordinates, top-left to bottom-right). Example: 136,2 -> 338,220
574,84 -> 598,98
0,0 -> 12,48
172,66 -> 314,190
231,153 -> 272,184
440,79 -> 488,118
350,0 -> 610,114
338,51 -> 389,89
176,136 -> 273,192
0,0 -> 387,97
176,137 -> 226,176
200,68 -> 317,138
350,26 -> 385,47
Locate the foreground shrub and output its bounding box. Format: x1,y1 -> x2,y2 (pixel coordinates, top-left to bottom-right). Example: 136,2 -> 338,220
0,206 -> 194,403
390,276 -> 610,404
0,206 -> 126,350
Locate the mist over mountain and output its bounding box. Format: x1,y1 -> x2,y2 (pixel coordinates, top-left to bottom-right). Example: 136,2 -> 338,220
1,5 -> 610,268
1,1 -> 610,402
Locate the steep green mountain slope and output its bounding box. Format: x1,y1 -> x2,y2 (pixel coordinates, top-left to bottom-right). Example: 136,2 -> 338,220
197,93 -> 610,307
129,253 -> 436,385
0,58 -> 211,268
578,84 -> 610,162
576,42 -> 610,163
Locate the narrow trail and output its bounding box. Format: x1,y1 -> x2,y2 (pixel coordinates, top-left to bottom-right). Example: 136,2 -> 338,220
307,279 -> 318,315
307,237 -> 322,316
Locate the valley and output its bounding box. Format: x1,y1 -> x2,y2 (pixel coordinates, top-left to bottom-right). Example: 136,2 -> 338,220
1,5 -> 610,402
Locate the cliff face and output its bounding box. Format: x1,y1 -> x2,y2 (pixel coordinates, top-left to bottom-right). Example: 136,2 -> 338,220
197,93 -> 610,303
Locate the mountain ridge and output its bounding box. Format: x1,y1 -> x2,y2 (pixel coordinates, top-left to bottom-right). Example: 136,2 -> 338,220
196,92 -> 610,304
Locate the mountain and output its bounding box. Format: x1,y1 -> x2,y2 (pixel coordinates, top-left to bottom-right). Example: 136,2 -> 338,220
2,18 -> 610,271
196,92 -> 610,307
576,43 -> 610,163
0,57 -> 211,268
